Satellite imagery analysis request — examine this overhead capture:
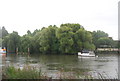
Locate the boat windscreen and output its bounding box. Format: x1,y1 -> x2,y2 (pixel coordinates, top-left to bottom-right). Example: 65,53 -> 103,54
82,50 -> 89,53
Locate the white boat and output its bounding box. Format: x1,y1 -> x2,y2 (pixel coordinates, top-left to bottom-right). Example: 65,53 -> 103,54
78,50 -> 95,57
0,47 -> 6,54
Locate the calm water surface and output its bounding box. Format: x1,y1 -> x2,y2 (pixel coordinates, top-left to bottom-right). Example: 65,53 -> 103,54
1,53 -> 118,79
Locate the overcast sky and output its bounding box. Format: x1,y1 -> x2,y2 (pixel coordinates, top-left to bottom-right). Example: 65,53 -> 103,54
0,0 -> 119,40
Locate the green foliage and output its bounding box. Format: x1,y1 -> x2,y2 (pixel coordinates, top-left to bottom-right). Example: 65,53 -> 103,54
2,24 -> 115,54
2,26 -> 8,38
92,30 -> 109,48
39,25 -> 59,54
75,28 -> 95,51
56,24 -> 95,54
92,30 -> 115,48
1,27 -> 8,47
92,30 -> 108,39
60,23 -> 83,32
97,37 -> 114,48
20,30 -> 41,53
3,65 -> 44,79
2,31 -> 20,53
56,26 -> 74,53
27,30 -> 31,35
20,35 -> 32,52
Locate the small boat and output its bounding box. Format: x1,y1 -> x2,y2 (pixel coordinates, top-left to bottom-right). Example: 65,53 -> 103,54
0,47 -> 6,54
78,50 -> 95,57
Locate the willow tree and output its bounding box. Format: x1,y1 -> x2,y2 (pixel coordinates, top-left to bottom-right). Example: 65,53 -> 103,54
20,35 -> 32,53
76,28 -> 95,52
56,26 -> 74,54
5,31 -> 20,53
92,30 -> 108,48
39,25 -> 59,54
92,30 -> 114,48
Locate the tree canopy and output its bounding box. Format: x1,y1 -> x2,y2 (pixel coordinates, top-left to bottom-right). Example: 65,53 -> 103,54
1,23 -> 116,54
92,30 -> 114,48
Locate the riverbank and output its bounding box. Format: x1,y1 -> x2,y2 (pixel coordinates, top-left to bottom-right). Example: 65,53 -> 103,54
2,65 -> 118,80
2,65 -> 93,79
96,51 -> 118,54
2,65 -> 48,79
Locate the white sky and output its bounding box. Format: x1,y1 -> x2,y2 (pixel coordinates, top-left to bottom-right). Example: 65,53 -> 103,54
0,0 -> 119,40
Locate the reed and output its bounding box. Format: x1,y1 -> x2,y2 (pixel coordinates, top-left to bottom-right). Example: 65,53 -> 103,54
2,65 -> 118,81
2,65 -> 47,79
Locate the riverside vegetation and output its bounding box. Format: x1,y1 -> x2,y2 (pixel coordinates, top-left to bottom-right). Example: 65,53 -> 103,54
2,65 -> 92,79
0,23 -> 118,54
2,65 -> 118,80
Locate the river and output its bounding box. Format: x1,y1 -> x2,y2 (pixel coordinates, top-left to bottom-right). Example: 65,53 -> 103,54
1,53 -> 118,79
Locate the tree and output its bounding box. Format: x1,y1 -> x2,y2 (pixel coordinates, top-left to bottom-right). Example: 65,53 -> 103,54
56,25 -> 75,54
5,31 -> 20,53
76,28 -> 95,51
92,30 -> 109,48
60,23 -> 83,33
2,26 -> 8,38
39,25 -> 59,54
56,24 -> 95,54
1,27 -> 8,48
1,23 -> 114,54
27,30 -> 31,35
96,37 -> 114,48
2,35 -> 9,49
32,32 -> 41,53
32,29 -> 40,36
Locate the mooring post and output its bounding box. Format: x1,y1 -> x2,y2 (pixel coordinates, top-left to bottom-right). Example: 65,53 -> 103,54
28,47 -> 30,55
16,47 -> 18,54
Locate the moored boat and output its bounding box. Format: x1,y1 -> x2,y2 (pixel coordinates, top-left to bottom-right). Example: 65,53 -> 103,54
78,50 -> 95,57
0,47 -> 6,54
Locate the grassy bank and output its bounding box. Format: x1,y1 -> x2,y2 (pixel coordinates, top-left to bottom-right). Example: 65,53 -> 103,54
2,65 -> 48,79
2,65 -> 92,79
2,65 -> 118,80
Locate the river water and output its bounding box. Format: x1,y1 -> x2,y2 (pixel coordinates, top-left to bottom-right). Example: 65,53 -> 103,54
1,53 -> 118,79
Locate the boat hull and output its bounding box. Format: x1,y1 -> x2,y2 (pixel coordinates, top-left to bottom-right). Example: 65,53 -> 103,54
0,51 -> 6,54
0,47 -> 6,55
78,52 -> 95,57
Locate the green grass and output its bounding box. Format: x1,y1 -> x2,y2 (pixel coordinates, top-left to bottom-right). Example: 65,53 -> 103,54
2,65 -> 118,80
2,65 -> 47,79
